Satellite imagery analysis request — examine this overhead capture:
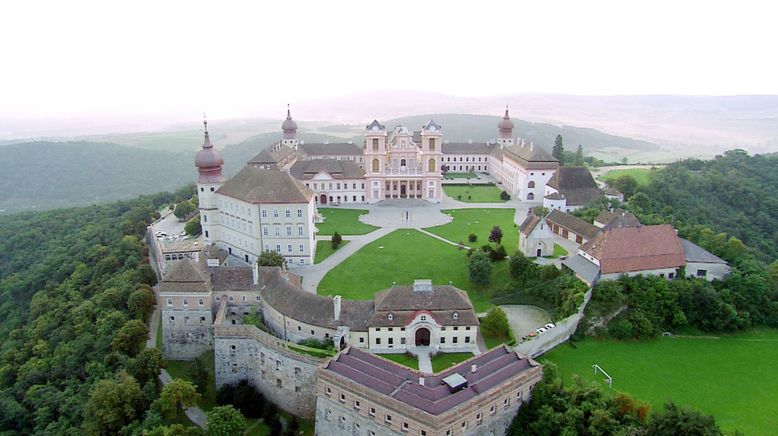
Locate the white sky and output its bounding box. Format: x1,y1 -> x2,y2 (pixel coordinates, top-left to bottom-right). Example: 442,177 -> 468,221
1,0 -> 776,120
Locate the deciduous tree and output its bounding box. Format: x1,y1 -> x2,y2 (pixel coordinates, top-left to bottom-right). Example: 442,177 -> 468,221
468,251 -> 492,285
205,405 -> 246,436
160,379 -> 201,424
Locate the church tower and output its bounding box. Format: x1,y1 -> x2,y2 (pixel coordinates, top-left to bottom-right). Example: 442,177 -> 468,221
195,118 -> 225,244
281,105 -> 298,150
498,107 -> 515,148
420,119 -> 443,174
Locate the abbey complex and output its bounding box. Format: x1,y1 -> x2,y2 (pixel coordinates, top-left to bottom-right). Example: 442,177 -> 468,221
156,108 -> 730,435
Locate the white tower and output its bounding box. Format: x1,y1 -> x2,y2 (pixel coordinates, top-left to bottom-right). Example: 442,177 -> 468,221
498,107 -> 515,148
194,118 -> 225,244
281,104 -> 299,150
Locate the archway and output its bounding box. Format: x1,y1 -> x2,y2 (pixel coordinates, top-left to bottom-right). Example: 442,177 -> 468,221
527,192 -> 535,200
536,248 -> 542,257
320,194 -> 327,204
339,336 -> 346,350
415,328 -> 431,346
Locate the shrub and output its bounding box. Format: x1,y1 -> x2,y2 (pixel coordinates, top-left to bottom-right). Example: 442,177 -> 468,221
500,190 -> 511,200
481,307 -> 510,337
468,233 -> 478,242
257,251 -> 286,268
489,245 -> 507,261
331,231 -> 343,249
468,251 -> 493,285
489,226 -> 503,244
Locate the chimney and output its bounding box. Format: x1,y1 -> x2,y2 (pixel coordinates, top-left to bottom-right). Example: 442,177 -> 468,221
252,262 -> 259,285
471,364 -> 477,373
419,377 -> 425,386
333,295 -> 342,321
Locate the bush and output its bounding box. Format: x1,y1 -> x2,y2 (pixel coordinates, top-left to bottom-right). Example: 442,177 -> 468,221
468,251 -> 493,285
489,226 -> 503,244
331,231 -> 343,249
489,244 -> 507,261
257,251 -> 286,268
467,233 -> 478,243
184,215 -> 201,236
500,190 -> 511,200
481,307 -> 510,337
216,380 -> 265,418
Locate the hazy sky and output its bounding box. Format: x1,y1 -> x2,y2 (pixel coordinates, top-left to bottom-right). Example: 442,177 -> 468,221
2,0 -> 776,120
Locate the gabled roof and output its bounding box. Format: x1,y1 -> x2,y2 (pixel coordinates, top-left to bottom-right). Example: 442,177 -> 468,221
546,209 -> 601,240
595,209 -> 641,229
217,166 -> 313,204
581,225 -> 685,274
423,119 -> 442,131
298,142 -> 363,156
369,284 -> 478,328
680,239 -> 728,264
159,259 -> 212,293
321,346 -> 538,415
289,159 -> 365,180
546,167 -> 603,206
519,214 -> 541,235
247,145 -> 295,165
366,120 -> 385,131
503,143 -> 557,164
259,267 -> 373,330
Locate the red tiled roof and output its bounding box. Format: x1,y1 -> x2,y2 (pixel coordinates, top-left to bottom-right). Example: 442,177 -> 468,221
582,224 -> 685,274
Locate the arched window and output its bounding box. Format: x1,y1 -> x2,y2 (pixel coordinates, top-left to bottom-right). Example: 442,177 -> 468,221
388,313 -> 394,321
528,181 -> 535,188
428,158 -> 436,172
453,312 -> 459,320
527,193 -> 535,200
400,158 -> 406,167
372,159 -> 380,172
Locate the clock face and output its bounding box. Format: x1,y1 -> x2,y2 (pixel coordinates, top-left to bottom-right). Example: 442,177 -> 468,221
371,125 -> 379,132
429,125 -> 436,132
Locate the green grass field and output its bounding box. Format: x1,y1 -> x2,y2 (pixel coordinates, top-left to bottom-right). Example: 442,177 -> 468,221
318,230 -> 508,312
443,185 -> 507,203
600,168 -> 655,185
444,172 -> 477,179
164,350 -> 216,411
430,352 -> 473,372
542,243 -> 568,259
314,240 -> 350,264
424,208 -> 518,251
542,329 -> 778,435
316,208 -> 378,235
379,353 -> 419,370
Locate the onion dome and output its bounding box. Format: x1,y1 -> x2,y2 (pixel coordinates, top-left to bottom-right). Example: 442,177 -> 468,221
498,107 -> 514,139
282,105 -> 298,139
195,118 -> 225,183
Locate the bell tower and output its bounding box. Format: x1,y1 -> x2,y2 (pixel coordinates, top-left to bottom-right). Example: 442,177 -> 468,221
497,106 -> 515,148
281,104 -> 299,150
194,117 -> 225,244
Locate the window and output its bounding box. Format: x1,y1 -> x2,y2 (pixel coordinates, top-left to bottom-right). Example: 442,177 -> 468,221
273,209 -> 279,218
242,295 -> 247,302
183,298 -> 188,306
285,209 -> 291,218
429,138 -> 436,150
286,225 -> 292,236
298,225 -> 304,236
401,338 -> 406,345
385,415 -> 392,424
420,315 -> 427,321
527,192 -> 535,200
255,295 -> 261,302
311,330 -> 315,335
453,312 -> 459,320
297,209 -> 303,218
274,225 -> 280,236
354,400 -> 360,410
372,138 -> 379,151
453,337 -> 458,343
528,180 -> 535,188
372,159 -> 380,172
388,338 -> 394,345
339,393 -> 345,403
359,337 -> 365,343
403,422 -> 409,431
376,338 -> 381,345
669,272 -> 675,279
261,209 -> 267,218
465,336 -> 470,343
428,158 -> 435,172
697,269 -> 708,277
490,405 -> 496,414
369,407 -> 376,417
326,386 -> 331,396
276,379 -> 282,388
440,337 -> 446,344
388,313 -> 394,321
275,244 -> 281,252
299,244 -> 304,253
167,298 -> 172,307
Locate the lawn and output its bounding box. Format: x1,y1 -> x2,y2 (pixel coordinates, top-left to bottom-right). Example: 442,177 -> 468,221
444,172 -> 477,179
542,328 -> 778,435
318,230 -> 509,312
424,208 -> 518,251
314,240 -> 350,264
164,350 -> 216,411
430,352 -> 473,373
379,353 -> 419,370
600,168 -> 655,185
542,243 -> 568,259
443,185 -> 507,203
315,208 -> 378,235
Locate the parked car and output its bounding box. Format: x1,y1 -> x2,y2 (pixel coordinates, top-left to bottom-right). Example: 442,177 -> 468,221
545,323 -> 556,329
535,327 -> 548,334
155,231 -> 167,237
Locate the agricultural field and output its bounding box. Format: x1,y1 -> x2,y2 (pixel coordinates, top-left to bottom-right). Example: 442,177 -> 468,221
542,329 -> 778,435
315,208 -> 378,235
442,184 -> 507,203
317,229 -> 510,312
599,167 -> 656,185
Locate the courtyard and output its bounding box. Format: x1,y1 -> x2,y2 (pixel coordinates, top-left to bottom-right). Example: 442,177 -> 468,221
442,184 -> 507,203
424,208 -> 519,250
315,208 -> 377,235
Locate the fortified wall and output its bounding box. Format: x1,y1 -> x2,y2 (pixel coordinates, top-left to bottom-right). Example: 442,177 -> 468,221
212,300 -> 324,418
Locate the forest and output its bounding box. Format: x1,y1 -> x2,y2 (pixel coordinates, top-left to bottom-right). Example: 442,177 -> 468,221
0,185 -> 193,434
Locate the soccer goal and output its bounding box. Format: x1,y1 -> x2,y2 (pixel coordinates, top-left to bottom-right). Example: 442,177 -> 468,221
592,364 -> 613,389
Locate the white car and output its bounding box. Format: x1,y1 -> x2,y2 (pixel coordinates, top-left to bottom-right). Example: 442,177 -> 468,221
155,231 -> 167,237
545,323 -> 556,329
536,327 -> 548,334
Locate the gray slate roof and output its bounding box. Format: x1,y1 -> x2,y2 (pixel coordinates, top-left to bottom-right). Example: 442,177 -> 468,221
562,254 -> 601,284
442,142 -> 497,155
289,159 -> 365,180
247,145 -> 295,165
298,142 -> 363,156
680,239 -> 728,264
547,167 -> 603,206
546,209 -> 601,240
259,267 -> 373,331
503,143 -> 557,166
217,167 -> 313,204
159,259 -> 212,293
369,285 -> 478,328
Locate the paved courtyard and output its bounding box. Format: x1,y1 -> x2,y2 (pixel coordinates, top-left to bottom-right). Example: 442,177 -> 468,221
499,305 -> 552,339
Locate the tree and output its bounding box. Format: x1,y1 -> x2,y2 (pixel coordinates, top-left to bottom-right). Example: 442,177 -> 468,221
552,134 -> 565,165
768,260 -> 778,284
173,201 -> 195,220
184,215 -> 202,236
205,405 -> 246,436
647,403 -> 722,436
574,144 -> 584,165
129,348 -> 163,385
489,225 -> 503,245
331,231 -> 343,249
628,192 -> 651,212
160,379 -> 201,424
257,251 -> 286,268
489,244 -> 507,261
481,307 -> 510,337
611,175 -> 639,199
532,206 -> 549,217
468,251 -> 492,285
468,233 -> 478,243
84,372 -> 144,435
509,251 -> 535,282
112,319 -> 149,357
128,285 -> 156,322
500,190 -> 511,200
